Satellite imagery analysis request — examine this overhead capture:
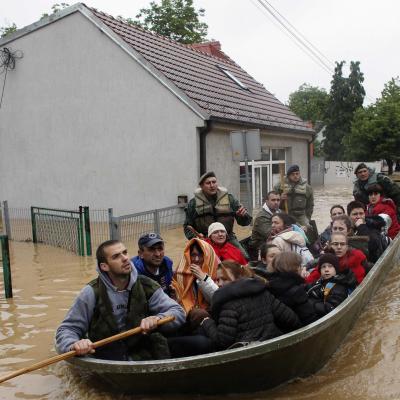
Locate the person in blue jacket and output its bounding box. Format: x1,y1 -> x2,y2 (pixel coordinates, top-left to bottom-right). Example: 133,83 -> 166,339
132,233 -> 174,296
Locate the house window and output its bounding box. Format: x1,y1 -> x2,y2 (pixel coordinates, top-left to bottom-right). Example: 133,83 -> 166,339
217,65 -> 249,90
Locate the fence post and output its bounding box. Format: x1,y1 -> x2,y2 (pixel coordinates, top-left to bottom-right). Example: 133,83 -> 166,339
111,216 -> 121,241
78,207 -> 85,256
0,235 -> 12,298
83,206 -> 92,256
30,206 -> 37,243
3,201 -> 11,240
0,202 -> 3,234
154,209 -> 161,234
108,208 -> 114,240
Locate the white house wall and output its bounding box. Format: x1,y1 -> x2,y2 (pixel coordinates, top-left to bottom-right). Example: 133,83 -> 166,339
0,12 -> 204,214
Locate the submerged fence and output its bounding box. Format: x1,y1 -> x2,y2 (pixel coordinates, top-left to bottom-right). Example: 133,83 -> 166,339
31,206 -> 92,256
0,235 -> 12,298
1,201 -> 186,255
112,205 -> 186,249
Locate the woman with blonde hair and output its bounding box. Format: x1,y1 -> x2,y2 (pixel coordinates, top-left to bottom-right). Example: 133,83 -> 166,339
267,252 -> 317,326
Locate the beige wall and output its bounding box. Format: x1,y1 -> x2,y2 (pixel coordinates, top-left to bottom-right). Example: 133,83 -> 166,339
0,12 -> 204,214
205,124 -> 312,198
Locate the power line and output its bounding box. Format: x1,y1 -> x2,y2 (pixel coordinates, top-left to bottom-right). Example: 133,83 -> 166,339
261,0 -> 335,69
249,0 -> 330,74
252,0 -> 334,74
250,0 -> 375,103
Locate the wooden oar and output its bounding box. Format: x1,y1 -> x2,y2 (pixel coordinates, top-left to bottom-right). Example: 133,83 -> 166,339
279,163 -> 289,213
0,315 -> 175,384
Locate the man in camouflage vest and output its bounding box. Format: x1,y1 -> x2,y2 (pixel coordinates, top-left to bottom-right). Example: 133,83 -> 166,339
184,171 -> 252,257
273,164 -> 314,228
55,240 -> 185,360
353,163 -> 400,218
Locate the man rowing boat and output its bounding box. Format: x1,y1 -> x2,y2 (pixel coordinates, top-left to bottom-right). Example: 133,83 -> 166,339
55,240 -> 185,361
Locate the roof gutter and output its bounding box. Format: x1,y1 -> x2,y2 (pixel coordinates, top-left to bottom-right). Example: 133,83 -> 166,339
198,121 -> 212,175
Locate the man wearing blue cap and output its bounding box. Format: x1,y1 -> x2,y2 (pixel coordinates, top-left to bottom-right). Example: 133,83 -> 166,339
131,233 -> 174,296
273,164 -> 314,228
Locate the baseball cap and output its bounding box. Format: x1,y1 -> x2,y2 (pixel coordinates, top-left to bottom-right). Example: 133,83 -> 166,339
138,233 -> 164,248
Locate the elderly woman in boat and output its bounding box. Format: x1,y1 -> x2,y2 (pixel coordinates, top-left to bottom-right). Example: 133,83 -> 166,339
205,222 -> 248,265
306,232 -> 367,285
199,260 -> 301,350
267,213 -> 314,266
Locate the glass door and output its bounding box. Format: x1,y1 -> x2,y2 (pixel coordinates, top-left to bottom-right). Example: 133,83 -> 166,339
252,164 -> 271,209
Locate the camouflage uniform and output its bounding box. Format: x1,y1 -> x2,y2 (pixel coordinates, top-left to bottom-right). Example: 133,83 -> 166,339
183,187 -> 252,257
274,178 -> 314,227
353,170 -> 400,217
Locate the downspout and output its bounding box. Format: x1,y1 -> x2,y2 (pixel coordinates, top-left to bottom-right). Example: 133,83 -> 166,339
198,120 -> 212,175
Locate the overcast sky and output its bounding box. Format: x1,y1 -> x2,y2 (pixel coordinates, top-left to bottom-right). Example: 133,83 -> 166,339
1,0 -> 399,105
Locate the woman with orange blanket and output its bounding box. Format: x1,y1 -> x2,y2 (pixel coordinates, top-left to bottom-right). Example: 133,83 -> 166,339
168,239 -> 219,357
172,238 -> 219,314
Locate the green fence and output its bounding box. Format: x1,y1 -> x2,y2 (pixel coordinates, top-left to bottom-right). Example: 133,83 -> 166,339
31,206 -> 92,256
0,235 -> 12,298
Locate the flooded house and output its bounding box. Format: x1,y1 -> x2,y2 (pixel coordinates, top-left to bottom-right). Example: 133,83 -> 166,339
0,3 -> 313,214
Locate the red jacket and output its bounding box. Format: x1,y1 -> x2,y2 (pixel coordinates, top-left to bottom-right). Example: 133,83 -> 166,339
205,238 -> 248,265
367,197 -> 400,239
306,248 -> 366,284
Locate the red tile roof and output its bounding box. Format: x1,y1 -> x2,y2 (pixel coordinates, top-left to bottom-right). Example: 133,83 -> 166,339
90,6 -> 312,133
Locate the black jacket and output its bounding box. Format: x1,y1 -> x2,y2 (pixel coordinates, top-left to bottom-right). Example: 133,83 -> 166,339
355,215 -> 388,263
307,269 -> 357,317
267,271 -> 318,326
202,278 -> 301,350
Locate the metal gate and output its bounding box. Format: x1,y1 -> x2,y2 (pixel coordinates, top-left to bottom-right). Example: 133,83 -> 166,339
31,206 -> 92,255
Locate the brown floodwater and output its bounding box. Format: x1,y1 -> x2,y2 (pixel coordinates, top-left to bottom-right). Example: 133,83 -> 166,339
0,185 -> 399,399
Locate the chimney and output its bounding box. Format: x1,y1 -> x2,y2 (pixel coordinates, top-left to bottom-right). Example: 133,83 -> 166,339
190,41 -> 230,61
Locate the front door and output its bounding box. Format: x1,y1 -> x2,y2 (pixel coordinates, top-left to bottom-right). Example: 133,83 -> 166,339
252,164 -> 271,209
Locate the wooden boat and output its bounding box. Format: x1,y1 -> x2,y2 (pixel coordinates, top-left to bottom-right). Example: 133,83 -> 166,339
67,236 -> 400,395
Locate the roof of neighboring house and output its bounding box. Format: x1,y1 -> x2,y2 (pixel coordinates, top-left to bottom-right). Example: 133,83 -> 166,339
0,3 -> 312,134
89,7 -> 312,134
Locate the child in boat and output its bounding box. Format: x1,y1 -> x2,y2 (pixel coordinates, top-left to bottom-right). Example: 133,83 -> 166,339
307,253 -> 357,317
306,232 -> 367,285
267,252 -> 318,326
200,261 -> 301,350
252,244 -> 281,278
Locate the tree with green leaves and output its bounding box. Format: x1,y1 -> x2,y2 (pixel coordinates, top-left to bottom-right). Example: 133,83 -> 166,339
0,23 -> 17,38
288,83 -> 329,125
1,3 -> 71,38
344,78 -> 400,174
41,3 -> 70,20
133,0 -> 208,44
322,61 -> 365,160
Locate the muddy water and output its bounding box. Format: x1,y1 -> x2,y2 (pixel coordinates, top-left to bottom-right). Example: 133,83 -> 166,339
1,185 -> 400,399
